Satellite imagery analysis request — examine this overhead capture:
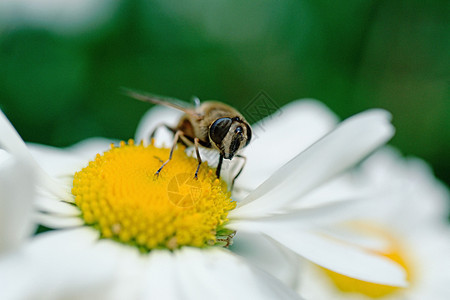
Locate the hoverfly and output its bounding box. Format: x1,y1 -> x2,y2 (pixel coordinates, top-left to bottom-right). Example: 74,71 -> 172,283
124,89 -> 252,188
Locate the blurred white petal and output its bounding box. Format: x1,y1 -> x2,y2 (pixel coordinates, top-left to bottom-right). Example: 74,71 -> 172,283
230,200 -> 408,286
296,148 -> 450,299
34,212 -> 84,228
92,240 -> 145,300
237,100 -> 338,191
28,143 -> 88,178
35,196 -> 80,216
0,110 -> 71,200
0,151 -> 35,253
230,231 -> 300,289
0,228 -> 116,300
233,109 -> 394,218
174,247 -> 302,300
264,230 -> 407,287
139,250 -> 180,299
230,199 -> 363,230
0,0 -> 120,35
135,105 -> 183,147
25,227 -> 98,255
0,110 -> 40,170
359,147 -> 450,224
28,138 -> 114,184
66,137 -> 115,160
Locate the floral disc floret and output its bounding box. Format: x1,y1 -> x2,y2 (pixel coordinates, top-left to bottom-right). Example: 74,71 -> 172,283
72,140 -> 236,251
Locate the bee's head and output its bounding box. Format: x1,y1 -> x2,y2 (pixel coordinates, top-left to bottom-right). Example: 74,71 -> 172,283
209,117 -> 252,160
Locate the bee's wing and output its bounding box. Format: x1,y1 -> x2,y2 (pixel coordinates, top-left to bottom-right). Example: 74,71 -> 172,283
122,88 -> 203,119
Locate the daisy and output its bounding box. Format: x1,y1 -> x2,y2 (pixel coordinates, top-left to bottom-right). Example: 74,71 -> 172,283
295,148 -> 450,299
0,0 -> 119,34
0,99 -> 408,298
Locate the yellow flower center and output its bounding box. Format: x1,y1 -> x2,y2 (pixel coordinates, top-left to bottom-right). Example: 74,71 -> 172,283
323,222 -> 412,298
72,140 -> 236,251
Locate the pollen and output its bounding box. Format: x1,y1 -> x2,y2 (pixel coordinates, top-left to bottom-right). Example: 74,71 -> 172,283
323,222 -> 412,298
72,139 -> 236,251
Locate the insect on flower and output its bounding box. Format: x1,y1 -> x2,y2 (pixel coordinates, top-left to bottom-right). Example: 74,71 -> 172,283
124,89 -> 252,188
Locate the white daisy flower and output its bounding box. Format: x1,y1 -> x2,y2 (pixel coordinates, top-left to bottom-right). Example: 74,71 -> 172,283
0,0 -> 119,34
0,99 -> 407,299
295,147 -> 450,299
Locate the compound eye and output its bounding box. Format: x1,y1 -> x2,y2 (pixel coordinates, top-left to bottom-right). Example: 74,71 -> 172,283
245,124 -> 252,146
209,118 -> 232,145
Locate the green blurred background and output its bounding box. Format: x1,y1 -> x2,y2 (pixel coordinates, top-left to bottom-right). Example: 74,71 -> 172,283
0,0 -> 449,186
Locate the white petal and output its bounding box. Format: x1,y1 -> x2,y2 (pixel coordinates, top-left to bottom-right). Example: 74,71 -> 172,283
91,240 -> 145,300
232,109 -> 395,218
135,106 -> 183,147
0,110 -> 71,200
0,251 -> 36,299
229,199 -> 363,232
359,147 -> 450,225
35,195 -> 80,216
316,226 -> 391,254
237,100 -> 338,192
33,212 -> 84,228
29,137 -> 114,182
28,143 -> 87,178
174,247 -> 301,300
263,229 -> 407,287
13,228 -> 115,300
0,153 -> 35,253
288,170 -> 374,210
25,227 -> 98,253
296,213 -> 450,299
0,228 -> 98,299
0,110 -> 37,167
230,231 -> 300,289
139,250 -> 180,299
66,137 -> 115,160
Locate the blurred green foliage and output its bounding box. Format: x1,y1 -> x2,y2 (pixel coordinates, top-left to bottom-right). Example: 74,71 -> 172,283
0,0 -> 449,185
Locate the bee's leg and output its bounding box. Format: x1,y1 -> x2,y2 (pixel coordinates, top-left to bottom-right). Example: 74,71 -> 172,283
155,130 -> 183,176
216,231 -> 236,248
149,124 -> 175,143
216,154 -> 224,178
231,154 -> 247,190
193,138 -> 202,179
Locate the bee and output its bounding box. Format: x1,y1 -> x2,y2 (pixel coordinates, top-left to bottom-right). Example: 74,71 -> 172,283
124,89 -> 252,188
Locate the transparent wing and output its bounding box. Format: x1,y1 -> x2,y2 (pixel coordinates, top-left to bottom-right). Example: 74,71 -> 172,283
122,88 -> 203,119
